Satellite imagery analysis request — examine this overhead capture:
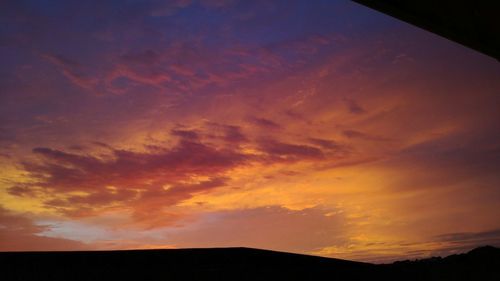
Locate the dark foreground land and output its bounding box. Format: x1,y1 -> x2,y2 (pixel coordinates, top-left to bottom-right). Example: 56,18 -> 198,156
1,246 -> 499,281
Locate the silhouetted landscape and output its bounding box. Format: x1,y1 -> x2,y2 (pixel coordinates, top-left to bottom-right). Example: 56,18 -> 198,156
1,246 -> 499,281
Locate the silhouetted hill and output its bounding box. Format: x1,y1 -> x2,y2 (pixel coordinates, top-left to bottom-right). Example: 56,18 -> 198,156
0,246 -> 499,281
382,246 -> 500,281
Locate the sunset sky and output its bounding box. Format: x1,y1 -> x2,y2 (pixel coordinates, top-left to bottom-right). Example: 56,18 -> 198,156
1,0 -> 500,263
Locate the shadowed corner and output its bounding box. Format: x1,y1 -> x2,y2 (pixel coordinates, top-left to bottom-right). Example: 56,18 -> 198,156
351,0 -> 500,61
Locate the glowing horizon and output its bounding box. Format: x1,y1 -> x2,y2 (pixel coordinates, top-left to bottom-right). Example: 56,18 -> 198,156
1,0 -> 500,263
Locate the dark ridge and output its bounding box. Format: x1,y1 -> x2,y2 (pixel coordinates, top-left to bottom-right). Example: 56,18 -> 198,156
1,246 -> 499,281
380,246 -> 500,281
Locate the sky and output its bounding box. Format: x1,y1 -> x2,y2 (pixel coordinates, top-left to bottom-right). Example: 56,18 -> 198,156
1,0 -> 500,263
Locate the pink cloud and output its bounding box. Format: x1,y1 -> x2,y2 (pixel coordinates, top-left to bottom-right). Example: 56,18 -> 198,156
41,54 -> 99,90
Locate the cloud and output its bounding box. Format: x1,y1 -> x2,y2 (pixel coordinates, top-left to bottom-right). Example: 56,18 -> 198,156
6,184 -> 36,197
0,152 -> 11,159
433,229 -> 500,250
105,63 -> 172,91
200,0 -> 236,8
205,122 -> 248,144
343,97 -> 365,114
8,122 -> 356,228
119,49 -> 162,65
258,139 -> 324,161
307,138 -> 341,150
33,13 -> 336,97
221,125 -> 247,144
11,134 -> 249,224
148,0 -> 192,17
171,128 -> 200,140
248,117 -> 281,129
103,34 -> 314,95
0,206 -> 87,251
131,177 -> 228,229
377,128 -> 500,194
27,140 -> 246,191
342,130 -> 390,142
41,54 -> 98,90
